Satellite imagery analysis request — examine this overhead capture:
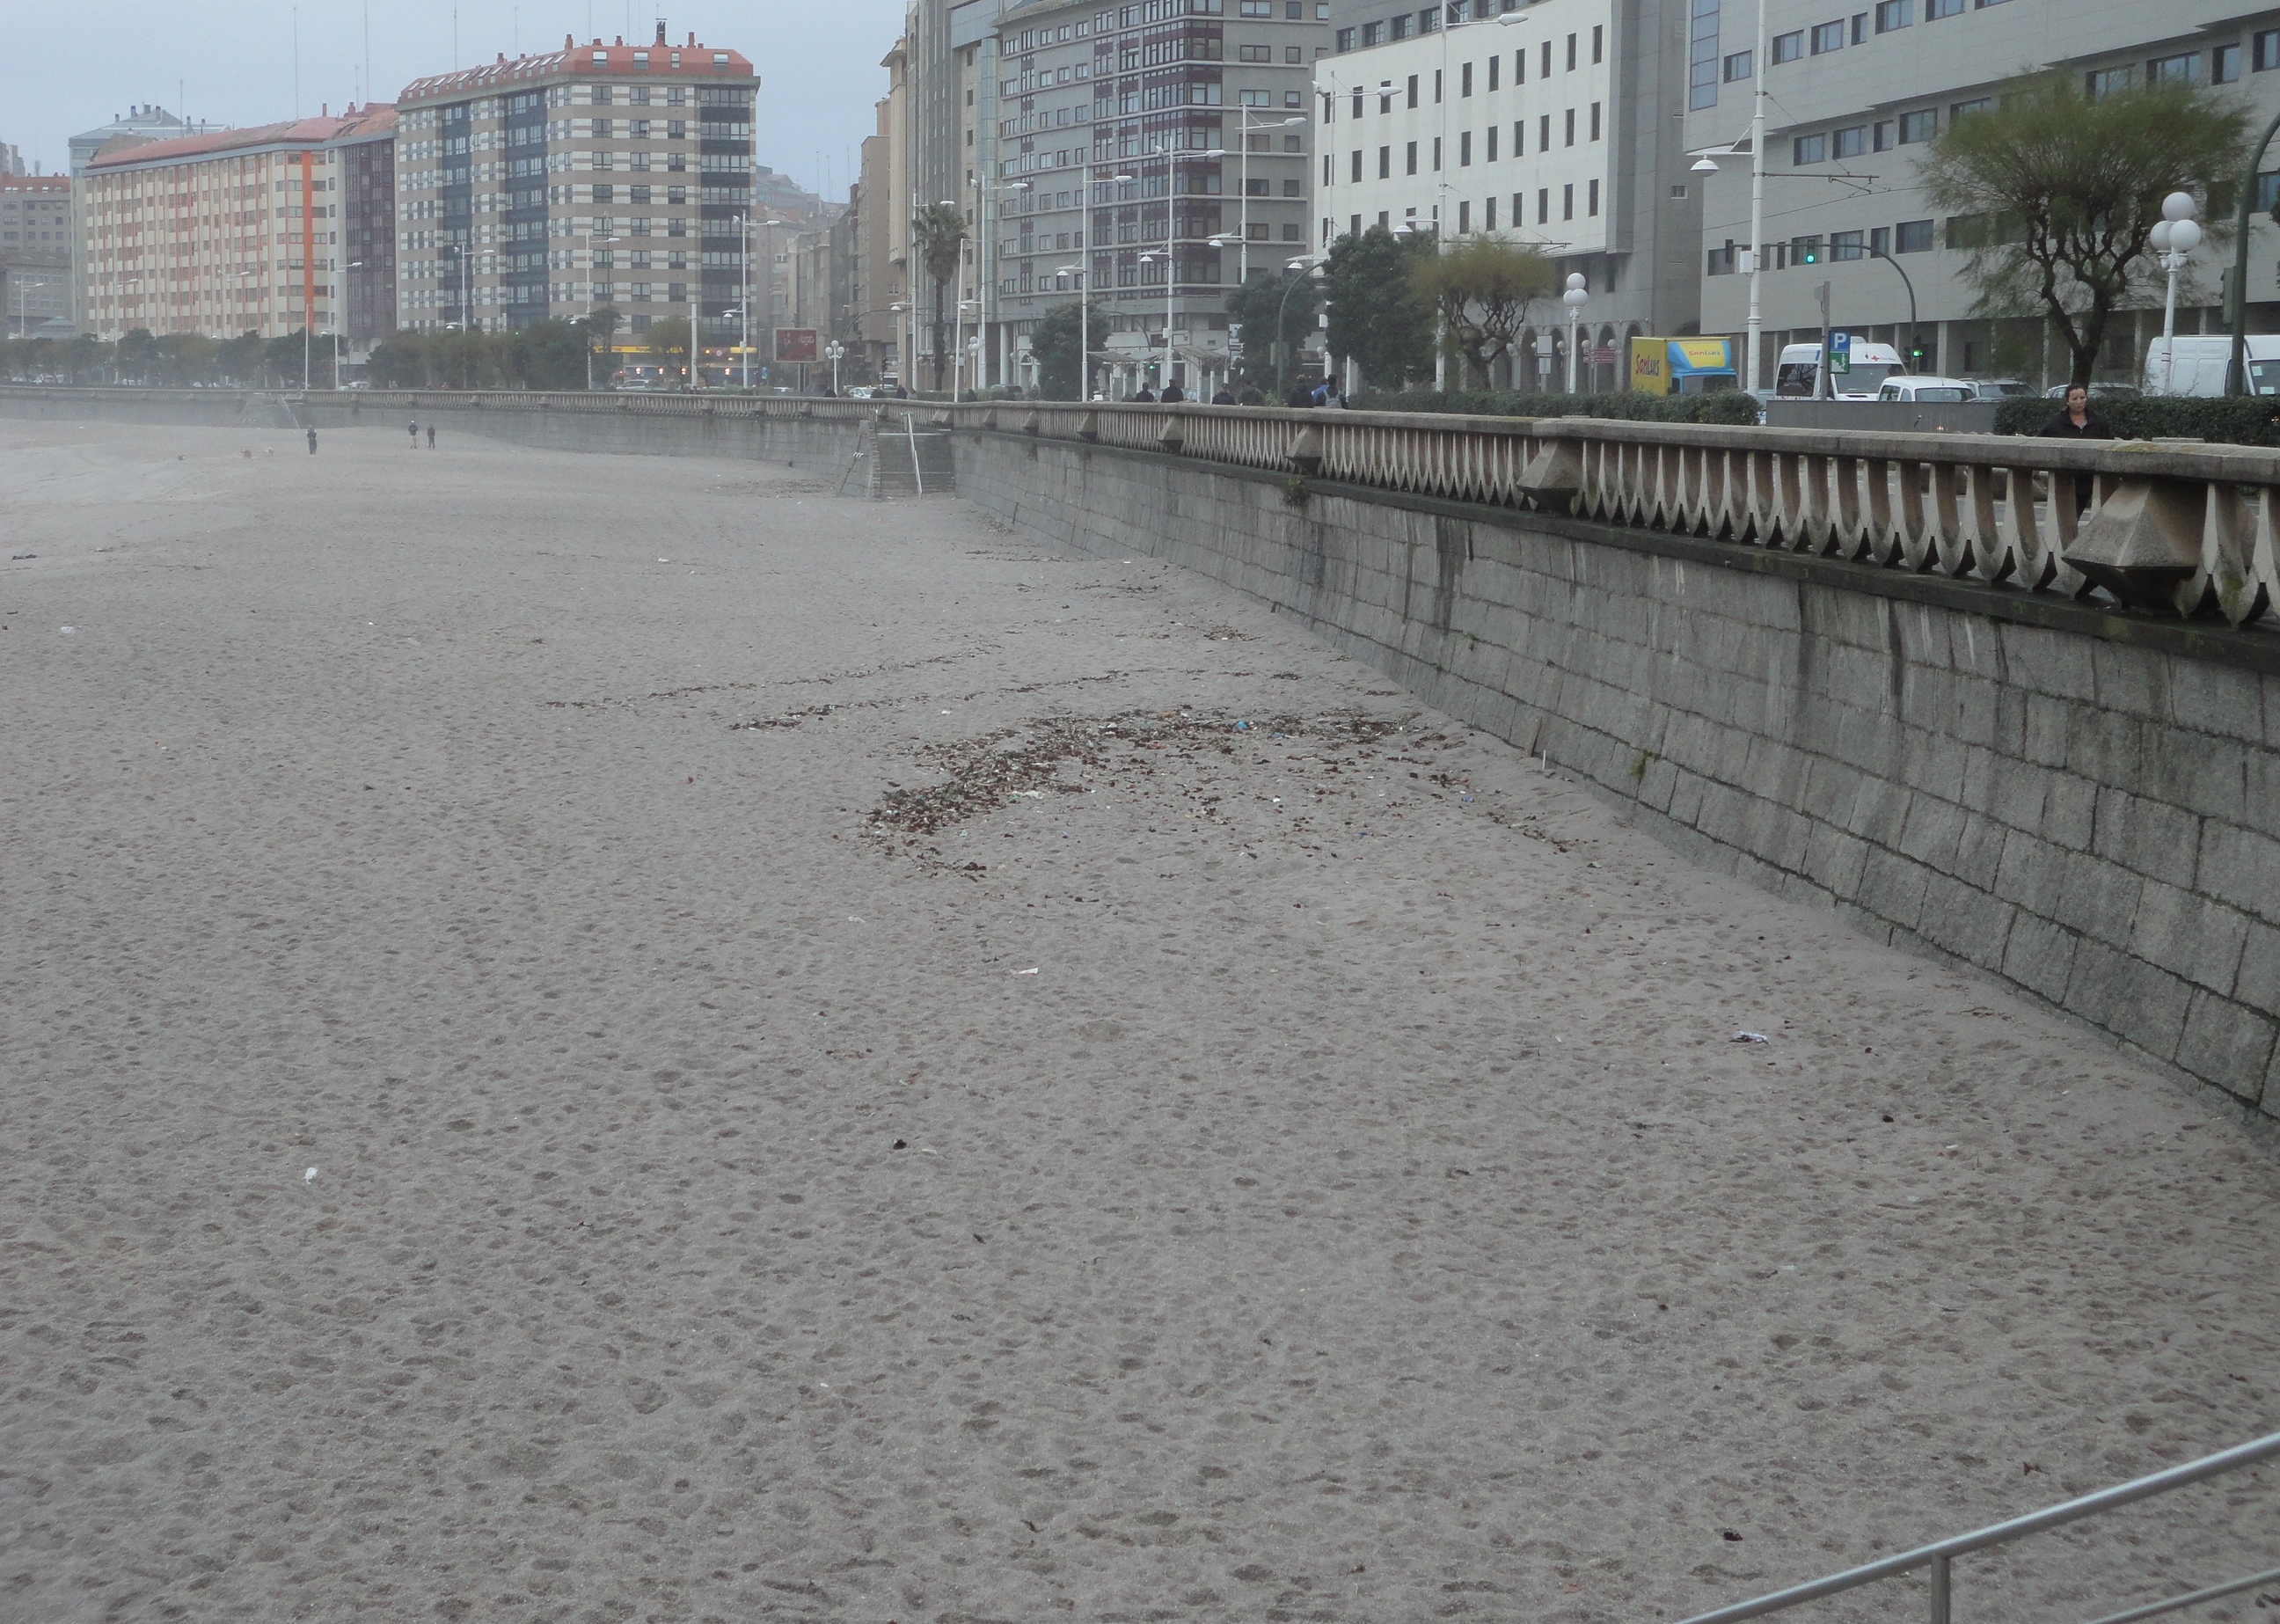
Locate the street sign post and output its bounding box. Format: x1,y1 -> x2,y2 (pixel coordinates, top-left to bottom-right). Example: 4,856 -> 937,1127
1830,329 -> 1852,375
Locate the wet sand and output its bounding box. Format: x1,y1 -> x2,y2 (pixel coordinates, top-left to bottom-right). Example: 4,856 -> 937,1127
3,419 -> 2276,1623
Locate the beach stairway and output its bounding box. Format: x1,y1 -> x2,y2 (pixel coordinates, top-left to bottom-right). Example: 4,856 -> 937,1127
836,410 -> 956,500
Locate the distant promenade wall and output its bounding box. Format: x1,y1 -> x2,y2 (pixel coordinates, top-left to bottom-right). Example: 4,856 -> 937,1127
11,384 -> 2279,1115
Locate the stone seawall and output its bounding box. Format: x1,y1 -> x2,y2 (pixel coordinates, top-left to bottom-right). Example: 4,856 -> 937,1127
295,395 -> 865,471
13,387 -> 2276,1112
954,431 -> 2280,1117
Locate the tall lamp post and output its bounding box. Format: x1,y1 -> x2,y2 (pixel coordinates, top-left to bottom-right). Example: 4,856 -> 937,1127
1866,245 -> 1918,371
973,179 -> 1029,390
1233,112 -> 1304,285
825,338 -> 844,396
581,230 -> 621,390
1561,271 -> 1588,393
2151,192 -> 2202,397
1136,141 -> 1225,397
1270,254 -> 1316,398
1052,262 -> 1092,399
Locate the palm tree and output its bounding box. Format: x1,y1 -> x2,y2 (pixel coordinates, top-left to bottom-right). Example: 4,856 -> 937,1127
910,202 -> 968,393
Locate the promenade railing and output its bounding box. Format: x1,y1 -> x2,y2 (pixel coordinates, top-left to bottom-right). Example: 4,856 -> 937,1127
13,385 -> 2276,629
1667,1429 -> 2280,1624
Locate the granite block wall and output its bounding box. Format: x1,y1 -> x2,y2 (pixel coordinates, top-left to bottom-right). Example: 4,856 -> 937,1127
957,431 -> 2280,1116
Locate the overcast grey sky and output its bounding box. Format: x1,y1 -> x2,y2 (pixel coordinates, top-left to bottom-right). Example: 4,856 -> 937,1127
8,0 -> 906,198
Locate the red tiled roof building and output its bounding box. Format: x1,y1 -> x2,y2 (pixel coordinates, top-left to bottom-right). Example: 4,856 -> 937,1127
79,106 -> 398,344
392,21 -> 756,361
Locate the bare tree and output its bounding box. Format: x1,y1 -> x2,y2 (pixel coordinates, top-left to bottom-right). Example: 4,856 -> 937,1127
1920,72 -> 2247,387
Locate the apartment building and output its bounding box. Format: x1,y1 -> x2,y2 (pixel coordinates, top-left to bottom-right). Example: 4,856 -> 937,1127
78,106 -> 396,343
69,106 -> 197,176
1684,1 -> 2280,388
859,37 -> 915,384
982,0 -> 1327,394
3,174 -> 75,336
1317,0 -> 1700,389
392,24 -> 756,360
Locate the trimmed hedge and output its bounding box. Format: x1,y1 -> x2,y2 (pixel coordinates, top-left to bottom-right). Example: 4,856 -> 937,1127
1991,394 -> 2280,447
1349,388 -> 1760,425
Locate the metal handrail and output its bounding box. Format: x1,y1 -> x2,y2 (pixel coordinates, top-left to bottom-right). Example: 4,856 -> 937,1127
1671,1430 -> 2280,1624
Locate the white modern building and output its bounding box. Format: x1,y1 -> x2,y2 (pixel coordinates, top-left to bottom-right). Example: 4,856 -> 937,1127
1683,1 -> 2280,389
1315,0 -> 1702,389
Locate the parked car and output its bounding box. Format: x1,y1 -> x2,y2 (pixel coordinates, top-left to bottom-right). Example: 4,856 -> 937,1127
1876,377 -> 1979,403
844,385 -> 873,399
2041,381 -> 2141,400
1971,378 -> 2035,399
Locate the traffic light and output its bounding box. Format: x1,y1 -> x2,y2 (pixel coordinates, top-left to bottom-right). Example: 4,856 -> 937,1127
1799,242 -> 1820,265
1909,344 -> 1925,364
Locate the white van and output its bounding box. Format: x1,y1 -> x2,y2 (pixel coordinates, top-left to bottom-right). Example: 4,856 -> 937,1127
1876,377 -> 1979,403
1775,340 -> 1906,400
2144,334 -> 2280,398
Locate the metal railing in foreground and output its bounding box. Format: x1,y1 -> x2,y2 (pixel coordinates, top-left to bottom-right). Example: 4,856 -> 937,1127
14,386 -> 2278,630
1670,1430 -> 2280,1624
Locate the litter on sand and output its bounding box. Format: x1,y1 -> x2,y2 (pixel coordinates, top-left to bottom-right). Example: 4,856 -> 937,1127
1731,1030 -> 1770,1044
303,1167 -> 319,1182
1013,967 -> 1040,976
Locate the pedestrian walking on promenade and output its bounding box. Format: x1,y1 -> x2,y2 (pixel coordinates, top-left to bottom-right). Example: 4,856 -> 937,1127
306,427 -> 318,454
408,419 -> 419,448
427,423 -> 436,449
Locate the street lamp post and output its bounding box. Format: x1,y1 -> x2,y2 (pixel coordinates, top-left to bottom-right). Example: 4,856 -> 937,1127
974,179 -> 1029,391
1271,255 -> 1316,398
1866,245 -> 1918,371
2151,192 -> 2202,397
1234,112 -> 1304,285
581,230 -> 621,390
825,338 -> 844,395
1052,262 -> 1092,400
1562,271 -> 1588,392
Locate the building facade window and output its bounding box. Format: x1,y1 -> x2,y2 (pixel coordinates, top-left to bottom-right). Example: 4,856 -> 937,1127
1896,109 -> 1935,143
1723,50 -> 1752,81
2215,43 -> 2242,84
1793,133 -> 1826,165
1770,31 -> 1802,63
2257,30 -> 2280,72
2146,53 -> 2198,84
1874,0 -> 1910,29
1810,22 -> 1844,54
1893,218 -> 1933,252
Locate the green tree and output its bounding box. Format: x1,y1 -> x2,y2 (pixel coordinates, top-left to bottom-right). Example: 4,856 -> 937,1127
215,330 -> 264,384
263,330 -> 313,387
1322,225 -> 1436,391
116,327 -> 160,383
434,326 -> 500,389
62,333 -> 109,383
910,201 -> 968,393
1920,71 -> 2248,387
153,332 -> 218,385
365,330 -> 432,388
581,304 -> 623,387
1409,234 -> 1557,389
506,318 -> 588,390
1029,298 -> 1110,399
1224,267 -> 1320,396
646,314 -> 692,387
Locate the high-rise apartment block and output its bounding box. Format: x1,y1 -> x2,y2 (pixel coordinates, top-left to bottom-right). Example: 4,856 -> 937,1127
392,25 -> 756,350
982,0 -> 1329,393
1684,1 -> 2280,390
3,173 -> 75,336
1316,0 -> 1700,389
78,107 -> 397,343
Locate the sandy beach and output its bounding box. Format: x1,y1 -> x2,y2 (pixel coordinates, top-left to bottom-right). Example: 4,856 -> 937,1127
3,417 -> 2276,1623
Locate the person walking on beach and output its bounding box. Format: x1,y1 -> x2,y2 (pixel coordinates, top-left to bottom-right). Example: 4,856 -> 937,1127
408,419 -> 419,448
426,422 -> 436,449
306,427 -> 318,455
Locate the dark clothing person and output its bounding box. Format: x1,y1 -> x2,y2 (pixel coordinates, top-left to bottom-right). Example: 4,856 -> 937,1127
1210,388 -> 1237,405
2039,391 -> 2110,515
1159,384 -> 1185,404
1286,385 -> 1315,407
426,423 -> 437,448
1131,387 -> 1157,403
2036,408 -> 2112,440
408,420 -> 419,446
306,428 -> 318,454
